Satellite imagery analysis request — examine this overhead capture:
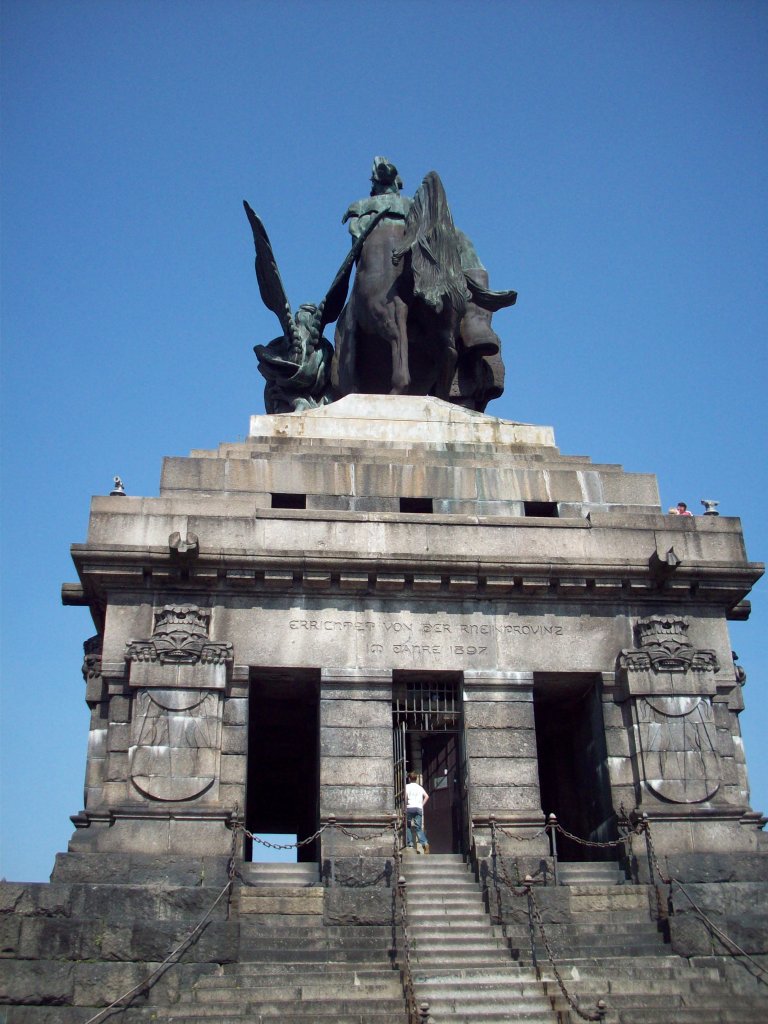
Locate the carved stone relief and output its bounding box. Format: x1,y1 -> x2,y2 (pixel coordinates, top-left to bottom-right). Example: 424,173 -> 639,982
82,634 -> 103,681
636,695 -> 720,804
618,616 -> 722,805
618,615 -> 718,675
126,605 -> 231,666
124,604 -> 231,802
129,688 -> 221,802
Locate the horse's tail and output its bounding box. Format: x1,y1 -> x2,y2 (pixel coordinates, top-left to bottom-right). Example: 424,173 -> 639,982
394,171 -> 470,315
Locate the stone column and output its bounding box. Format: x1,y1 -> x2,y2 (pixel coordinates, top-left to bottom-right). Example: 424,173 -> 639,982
319,668 -> 395,858
463,670 -> 549,860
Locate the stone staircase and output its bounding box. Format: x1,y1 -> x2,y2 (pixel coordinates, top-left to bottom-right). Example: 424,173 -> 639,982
539,955 -> 768,1024
162,860 -> 406,1023
512,861 -> 768,1024
158,962 -> 407,1023
403,852 -> 560,1023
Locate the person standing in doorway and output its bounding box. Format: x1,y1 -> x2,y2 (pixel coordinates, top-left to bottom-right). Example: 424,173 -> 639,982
406,771 -> 430,854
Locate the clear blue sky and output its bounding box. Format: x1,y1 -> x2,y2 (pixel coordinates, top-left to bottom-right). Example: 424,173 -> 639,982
1,0 -> 766,882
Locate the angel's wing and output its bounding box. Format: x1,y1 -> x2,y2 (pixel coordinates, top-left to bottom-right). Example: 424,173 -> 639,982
243,200 -> 293,336
317,209 -> 388,334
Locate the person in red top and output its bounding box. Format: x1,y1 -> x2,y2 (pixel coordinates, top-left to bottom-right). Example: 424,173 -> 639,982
675,502 -> 693,517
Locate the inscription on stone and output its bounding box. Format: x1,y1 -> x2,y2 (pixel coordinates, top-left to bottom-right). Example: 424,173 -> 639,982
288,616 -> 565,661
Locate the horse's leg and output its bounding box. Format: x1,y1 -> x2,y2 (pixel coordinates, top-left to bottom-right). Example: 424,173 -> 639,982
389,296 -> 410,394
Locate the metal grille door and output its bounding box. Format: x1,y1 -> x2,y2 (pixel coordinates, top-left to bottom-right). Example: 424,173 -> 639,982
393,720 -> 407,848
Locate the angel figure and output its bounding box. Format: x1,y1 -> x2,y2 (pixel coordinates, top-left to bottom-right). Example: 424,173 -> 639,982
243,201 -> 384,414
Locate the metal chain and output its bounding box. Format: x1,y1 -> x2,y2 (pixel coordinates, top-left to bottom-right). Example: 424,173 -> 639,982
641,819 -> 671,885
237,822 -> 329,849
490,824 -> 606,1022
525,884 -> 607,1022
552,820 -> 644,849
234,819 -> 395,850
82,875 -> 233,1024
638,820 -> 767,985
391,814 -> 421,1024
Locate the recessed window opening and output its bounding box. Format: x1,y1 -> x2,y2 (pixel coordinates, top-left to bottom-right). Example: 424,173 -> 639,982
524,501 -> 558,518
271,492 -> 306,509
400,497 -> 434,514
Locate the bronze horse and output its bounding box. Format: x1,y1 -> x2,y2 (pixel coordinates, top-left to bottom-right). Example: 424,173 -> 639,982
332,169 -> 516,401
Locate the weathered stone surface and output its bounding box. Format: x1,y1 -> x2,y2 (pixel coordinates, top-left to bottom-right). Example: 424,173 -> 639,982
464,703 -> 536,730
320,784 -> 393,813
470,758 -> 540,786
470,785 -> 542,813
0,959 -> 75,1004
324,887 -> 392,925
320,726 -> 392,757
50,853 -> 229,887
465,728 -> 538,758
667,853 -> 768,883
321,756 -> 393,786
240,890 -> 323,916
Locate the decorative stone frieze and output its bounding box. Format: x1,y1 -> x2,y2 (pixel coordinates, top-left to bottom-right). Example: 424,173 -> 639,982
81,634 -> 103,681
618,616 -> 719,694
126,605 -> 231,665
125,604 -> 233,690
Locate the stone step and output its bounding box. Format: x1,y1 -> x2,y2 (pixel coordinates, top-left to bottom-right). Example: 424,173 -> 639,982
407,893 -> 487,907
413,967 -> 541,985
556,861 -> 627,885
239,862 -> 321,886
602,1010 -> 768,1024
237,937 -> 395,953
428,999 -> 561,1015
408,909 -> 493,923
412,951 -> 514,967
185,984 -> 402,1003
172,997 -> 407,1014
164,1013 -> 402,1023
237,923 -> 394,938
405,1013 -> 555,1024
237,947 -> 395,963
216,963 -> 400,978
411,938 -> 508,955
406,876 -> 480,888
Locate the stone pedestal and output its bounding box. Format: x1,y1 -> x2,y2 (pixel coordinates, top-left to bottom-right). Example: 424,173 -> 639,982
58,395 -> 763,871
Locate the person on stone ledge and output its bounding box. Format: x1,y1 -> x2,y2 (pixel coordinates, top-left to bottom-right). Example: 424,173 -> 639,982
406,771 -> 430,854
673,502 -> 693,517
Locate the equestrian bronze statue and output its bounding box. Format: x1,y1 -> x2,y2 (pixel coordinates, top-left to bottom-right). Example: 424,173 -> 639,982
246,157 -> 516,414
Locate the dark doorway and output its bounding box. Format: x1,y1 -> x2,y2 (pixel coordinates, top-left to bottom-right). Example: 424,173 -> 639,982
421,733 -> 463,854
393,672 -> 467,855
246,669 -> 319,862
533,673 -> 616,862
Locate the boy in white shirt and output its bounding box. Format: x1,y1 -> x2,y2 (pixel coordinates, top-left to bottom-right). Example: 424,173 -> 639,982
405,771 -> 430,854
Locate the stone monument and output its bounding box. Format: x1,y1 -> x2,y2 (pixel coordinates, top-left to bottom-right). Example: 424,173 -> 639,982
2,159 -> 766,1022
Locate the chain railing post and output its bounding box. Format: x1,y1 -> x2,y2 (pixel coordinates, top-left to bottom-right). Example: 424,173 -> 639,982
327,814 -> 336,888
641,812 -> 654,884
547,814 -> 559,886
419,1001 -> 431,1023
489,815 -> 499,900
524,876 -> 539,974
